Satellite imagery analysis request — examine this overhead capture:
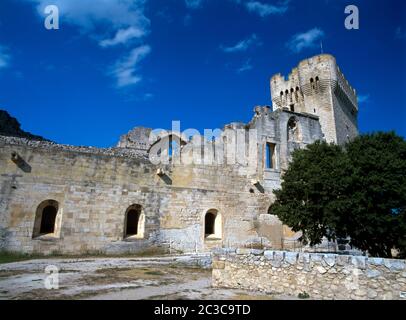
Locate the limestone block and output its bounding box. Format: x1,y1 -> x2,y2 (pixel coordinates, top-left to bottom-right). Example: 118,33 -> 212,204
366,269 -> 381,278
298,252 -> 310,264
323,254 -> 336,267
213,261 -> 225,269
264,250 -> 274,260
383,259 -> 405,271
368,257 -> 384,266
351,256 -> 366,269
285,252 -> 298,264
236,248 -> 251,255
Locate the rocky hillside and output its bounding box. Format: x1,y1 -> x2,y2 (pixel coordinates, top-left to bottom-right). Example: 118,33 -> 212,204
0,110 -> 48,141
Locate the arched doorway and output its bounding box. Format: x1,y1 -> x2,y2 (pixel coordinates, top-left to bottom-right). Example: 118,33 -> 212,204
124,204 -> 145,239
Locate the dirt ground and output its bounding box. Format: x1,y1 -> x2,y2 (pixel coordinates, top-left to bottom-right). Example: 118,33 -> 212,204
0,255 -> 294,300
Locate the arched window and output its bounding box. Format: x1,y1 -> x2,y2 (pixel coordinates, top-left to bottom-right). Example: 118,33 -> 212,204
315,76 -> 320,91
204,209 -> 222,240
310,78 -> 315,90
32,200 -> 59,238
124,204 -> 145,239
295,87 -> 300,102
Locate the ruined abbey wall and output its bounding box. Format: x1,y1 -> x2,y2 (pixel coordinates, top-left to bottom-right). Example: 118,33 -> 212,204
0,138 -> 272,254
0,107 -> 323,255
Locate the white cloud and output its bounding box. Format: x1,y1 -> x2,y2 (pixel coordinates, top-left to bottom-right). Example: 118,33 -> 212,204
0,46 -> 10,70
221,34 -> 261,53
237,59 -> 253,73
358,94 -> 370,104
245,0 -> 289,17
26,0 -> 151,88
111,45 -> 151,88
185,0 -> 204,9
99,26 -> 146,47
286,28 -> 325,53
26,0 -> 150,47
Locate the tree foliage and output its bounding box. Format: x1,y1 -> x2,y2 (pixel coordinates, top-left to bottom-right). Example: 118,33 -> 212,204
272,132 -> 406,258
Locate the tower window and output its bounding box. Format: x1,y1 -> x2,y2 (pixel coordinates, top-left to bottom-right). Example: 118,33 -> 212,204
290,104 -> 295,112
265,143 -> 276,169
205,209 -> 222,240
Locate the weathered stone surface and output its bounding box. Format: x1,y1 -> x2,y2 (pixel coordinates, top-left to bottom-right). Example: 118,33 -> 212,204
212,250 -> 406,300
213,261 -> 225,269
236,248 -> 251,255
298,253 -> 310,264
264,250 -> 274,260
323,254 -> 336,267
285,252 -> 298,264
368,257 -> 384,266
384,259 -> 405,271
336,255 -> 350,266
351,256 -> 367,269
366,269 -> 381,278
250,249 -> 264,255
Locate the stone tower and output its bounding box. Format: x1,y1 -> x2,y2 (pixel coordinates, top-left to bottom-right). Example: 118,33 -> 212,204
270,54 -> 358,145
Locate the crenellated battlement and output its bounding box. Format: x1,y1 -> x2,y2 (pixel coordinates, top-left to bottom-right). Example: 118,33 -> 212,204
270,54 -> 359,144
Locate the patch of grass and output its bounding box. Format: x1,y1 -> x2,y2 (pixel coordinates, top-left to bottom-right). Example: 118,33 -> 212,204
298,291 -> 310,299
0,247 -> 169,264
0,251 -> 44,264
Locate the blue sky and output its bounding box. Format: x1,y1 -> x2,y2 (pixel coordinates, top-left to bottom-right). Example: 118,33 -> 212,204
0,0 -> 405,147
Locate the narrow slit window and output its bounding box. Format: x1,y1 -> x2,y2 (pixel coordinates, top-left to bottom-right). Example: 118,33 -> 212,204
265,143 -> 276,169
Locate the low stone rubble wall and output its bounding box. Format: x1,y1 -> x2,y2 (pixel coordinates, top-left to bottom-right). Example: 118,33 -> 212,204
212,249 -> 406,300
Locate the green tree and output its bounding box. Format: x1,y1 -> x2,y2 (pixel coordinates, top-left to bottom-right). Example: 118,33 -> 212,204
345,132 -> 406,257
272,132 -> 406,258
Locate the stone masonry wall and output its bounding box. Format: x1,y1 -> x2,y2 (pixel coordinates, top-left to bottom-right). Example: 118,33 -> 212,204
0,136 -> 276,255
212,249 -> 406,300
